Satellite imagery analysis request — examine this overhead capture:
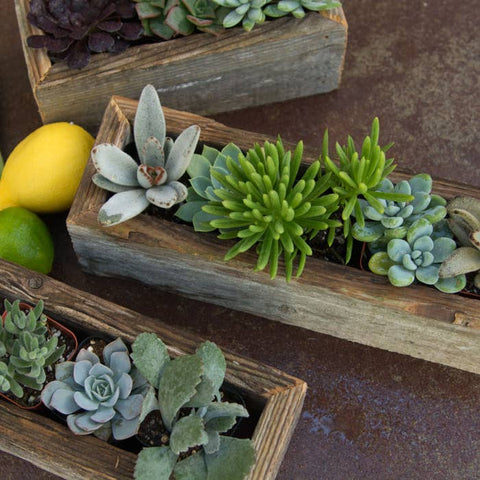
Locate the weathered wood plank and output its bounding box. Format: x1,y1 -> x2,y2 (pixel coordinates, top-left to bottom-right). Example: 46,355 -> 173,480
0,402 -> 136,480
68,97 -> 480,376
14,0 -> 347,127
0,258 -> 307,480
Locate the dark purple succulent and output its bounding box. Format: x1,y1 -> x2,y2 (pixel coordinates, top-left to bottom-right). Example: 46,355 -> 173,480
27,0 -> 144,69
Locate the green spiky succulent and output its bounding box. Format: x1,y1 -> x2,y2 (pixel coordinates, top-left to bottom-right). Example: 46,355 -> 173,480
190,138 -> 340,280
132,333 -> 255,480
213,0 -> 267,31
321,118 -> 414,263
0,299 -> 66,399
135,0 -> 227,38
264,0 -> 340,18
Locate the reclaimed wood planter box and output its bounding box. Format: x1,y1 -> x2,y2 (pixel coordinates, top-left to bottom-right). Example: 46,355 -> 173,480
15,0 -> 347,130
67,96 -> 480,376
0,258 -> 307,480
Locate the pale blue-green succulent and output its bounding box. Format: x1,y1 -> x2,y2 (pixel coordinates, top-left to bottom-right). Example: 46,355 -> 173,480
265,0 -> 340,18
0,300 -> 65,399
92,84 -> 200,226
41,338 -> 148,441
213,0 -> 268,31
352,174 -> 447,249
369,218 -> 466,293
132,333 -> 255,480
439,196 -> 480,289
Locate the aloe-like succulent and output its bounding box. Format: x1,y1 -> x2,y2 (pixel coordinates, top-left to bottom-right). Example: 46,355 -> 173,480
42,338 -> 147,441
213,0 -> 268,31
132,333 -> 255,480
368,218 -> 466,293
135,0 -> 227,38
321,118 -> 415,263
92,84 -> 200,226
181,138 -> 340,280
352,174 -> 447,249
439,196 -> 480,289
264,0 -> 340,18
0,300 -> 66,399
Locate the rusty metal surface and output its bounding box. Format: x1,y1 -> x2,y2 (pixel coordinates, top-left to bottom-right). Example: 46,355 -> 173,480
1,0 -> 479,479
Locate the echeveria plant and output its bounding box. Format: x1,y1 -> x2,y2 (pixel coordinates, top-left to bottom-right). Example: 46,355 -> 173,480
0,299 -> 65,399
131,332 -> 255,480
265,0 -> 341,18
42,338 -> 148,441
92,84 -> 200,226
369,218 -> 466,293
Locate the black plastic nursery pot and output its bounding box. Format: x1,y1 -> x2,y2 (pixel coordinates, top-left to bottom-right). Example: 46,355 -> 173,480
0,258 -> 306,480
65,96 -> 480,376
0,302 -> 78,410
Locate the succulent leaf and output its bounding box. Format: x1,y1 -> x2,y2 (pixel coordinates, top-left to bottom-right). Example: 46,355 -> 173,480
174,451 -> 208,480
98,189 -> 150,226
134,446 -> 177,480
170,415 -> 209,455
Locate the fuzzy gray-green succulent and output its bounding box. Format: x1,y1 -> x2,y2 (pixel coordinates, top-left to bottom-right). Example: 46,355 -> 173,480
42,337 -> 148,441
368,218 -> 466,293
92,84 -> 200,226
352,174 -> 447,249
264,0 -> 340,18
0,299 -> 65,398
439,196 -> 480,289
132,332 -> 255,480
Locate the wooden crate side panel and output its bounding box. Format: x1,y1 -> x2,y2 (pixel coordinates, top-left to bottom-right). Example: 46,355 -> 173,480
0,402 -> 136,480
32,13 -> 346,126
67,223 -> 480,375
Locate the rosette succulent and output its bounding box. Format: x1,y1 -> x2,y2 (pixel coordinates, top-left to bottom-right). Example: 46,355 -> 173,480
368,218 -> 466,293
213,0 -> 268,31
131,333 -> 255,480
92,84 -> 200,226
42,338 -> 147,441
265,0 -> 340,18
180,138 -> 340,280
321,118 -> 414,263
27,0 -> 144,69
0,299 -> 65,399
352,174 -> 447,249
135,0 -> 228,38
439,196 -> 480,288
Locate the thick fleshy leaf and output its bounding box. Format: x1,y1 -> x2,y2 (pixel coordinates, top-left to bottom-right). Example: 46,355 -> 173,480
158,355 -> 203,430
410,191 -> 431,213
134,85 -> 166,157
165,5 -> 196,35
100,387 -> 120,408
431,237 -> 457,263
131,333 -> 170,389
193,210 -> 219,232
92,173 -> 132,193
73,360 -> 94,386
72,411 -> 102,433
381,216 -> 404,229
89,364 -> 114,378
165,125 -> 201,181
175,201 -> 206,222
103,338 -> 129,367
402,254 -> 417,271
109,351 -> 132,377
413,235 -> 433,253
407,218 -> 433,245
90,406 -> 116,423
88,32 -> 115,53
195,341 -> 226,398
409,174 -> 432,195
206,415 -> 237,433
115,393 -> 144,420
49,387 -> 78,414
204,437 -> 256,480
98,189 -> 149,226
146,185 -> 178,208
112,415 -> 141,440
142,136 -> 165,167
137,164 -> 167,188
223,9 -> 244,27
139,386 -> 160,423
117,372 -> 133,399
438,246 -> 480,277
188,154 -> 212,179
169,181 -> 188,203
352,221 -> 384,242
415,265 -> 439,285
204,402 -> 249,423
92,144 -> 139,186
76,349 -> 99,365
119,22 -> 144,41
204,430 -> 221,454
174,451 -> 208,480
435,274 -> 467,293
134,446 -> 177,480
387,239 -> 411,262
74,391 -> 100,411
55,362 -> 75,382
186,377 -> 215,408
66,413 -> 93,435
191,176 -> 211,198
388,265 -> 415,287
170,415 -> 208,455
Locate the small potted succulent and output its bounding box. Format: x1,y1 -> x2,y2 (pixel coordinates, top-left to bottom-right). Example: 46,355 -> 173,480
0,299 -> 78,409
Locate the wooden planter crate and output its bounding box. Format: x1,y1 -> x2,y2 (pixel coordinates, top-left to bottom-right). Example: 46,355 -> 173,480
15,0 -> 347,130
0,258 -> 307,480
67,96 -> 480,375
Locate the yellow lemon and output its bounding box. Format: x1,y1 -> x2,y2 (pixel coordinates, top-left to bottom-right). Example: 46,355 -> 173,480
0,123 -> 95,213
0,207 -> 54,274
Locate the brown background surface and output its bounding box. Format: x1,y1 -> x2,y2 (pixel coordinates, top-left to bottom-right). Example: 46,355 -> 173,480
1,0 -> 480,479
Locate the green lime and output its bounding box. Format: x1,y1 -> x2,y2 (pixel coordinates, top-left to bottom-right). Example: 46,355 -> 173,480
0,207 -> 54,274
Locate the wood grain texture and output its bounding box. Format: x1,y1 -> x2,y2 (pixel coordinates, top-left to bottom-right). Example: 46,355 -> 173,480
14,0 -> 347,127
0,259 -> 307,480
68,97 -> 480,375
